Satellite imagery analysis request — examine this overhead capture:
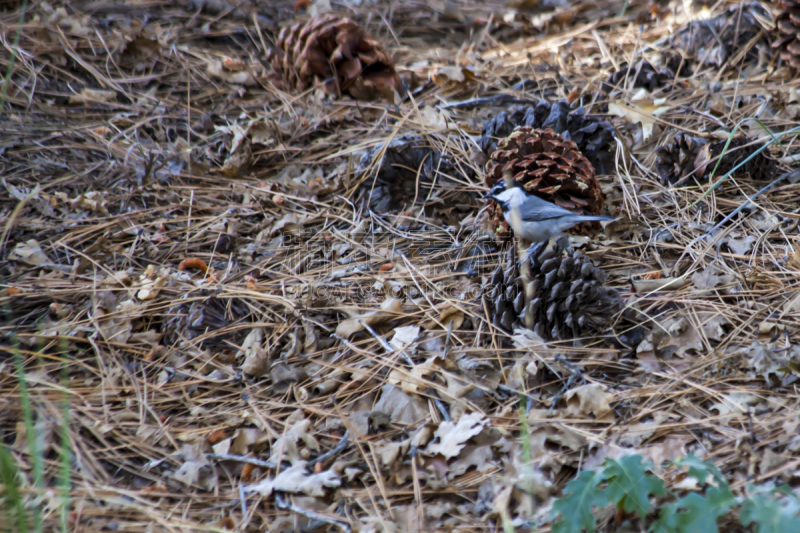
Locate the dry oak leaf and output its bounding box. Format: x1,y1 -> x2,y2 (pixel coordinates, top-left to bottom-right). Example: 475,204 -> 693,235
424,412 -> 488,460
244,461 -> 340,497
388,356 -> 439,395
9,239 -> 49,267
565,383 -> 614,420
608,95 -> 670,141
335,297 -> 404,338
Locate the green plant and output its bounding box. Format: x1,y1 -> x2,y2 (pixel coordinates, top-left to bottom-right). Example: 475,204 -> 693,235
552,456 -> 664,533
0,442 -> 29,533
550,454 -> 800,533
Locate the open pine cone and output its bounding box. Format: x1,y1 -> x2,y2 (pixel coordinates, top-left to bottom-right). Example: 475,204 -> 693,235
486,240 -> 623,342
655,133 -> 709,185
479,100 -> 616,175
656,134 -> 775,185
693,137 -> 777,181
774,0 -> 800,69
484,127 -> 604,241
268,15 -> 400,100
671,2 -> 770,67
163,291 -> 249,351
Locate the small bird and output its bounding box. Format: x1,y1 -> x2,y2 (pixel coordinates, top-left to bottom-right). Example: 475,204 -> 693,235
484,180 -> 613,243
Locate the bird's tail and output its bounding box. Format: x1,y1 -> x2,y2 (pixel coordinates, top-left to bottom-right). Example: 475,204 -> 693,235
580,215 -> 615,222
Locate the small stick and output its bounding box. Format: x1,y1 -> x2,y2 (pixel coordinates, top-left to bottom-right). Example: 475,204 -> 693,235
308,431 -> 350,468
206,454 -> 278,470
275,493 -> 352,533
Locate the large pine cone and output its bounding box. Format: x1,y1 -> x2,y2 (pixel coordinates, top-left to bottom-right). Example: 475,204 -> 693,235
484,127 -> 603,241
268,15 -> 400,100
486,240 -> 623,342
656,134 -> 775,185
773,0 -> 800,69
656,132 -> 775,185
479,100 -> 616,175
693,137 -> 776,181
356,135 -> 473,213
671,2 -> 770,68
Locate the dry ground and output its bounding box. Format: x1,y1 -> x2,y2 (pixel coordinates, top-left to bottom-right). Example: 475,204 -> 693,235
2,0 -> 800,531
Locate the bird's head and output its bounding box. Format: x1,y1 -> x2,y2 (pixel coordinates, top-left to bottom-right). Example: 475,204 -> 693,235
484,180 -> 526,204
483,180 -> 508,200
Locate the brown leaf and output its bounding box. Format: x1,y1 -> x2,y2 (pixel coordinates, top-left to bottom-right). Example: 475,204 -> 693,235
335,297 -> 404,338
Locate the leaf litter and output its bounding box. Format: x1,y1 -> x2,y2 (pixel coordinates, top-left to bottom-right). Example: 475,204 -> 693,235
2,0 -> 800,531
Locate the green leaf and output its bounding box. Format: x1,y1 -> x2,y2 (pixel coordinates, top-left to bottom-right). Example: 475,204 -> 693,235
602,455 -> 665,519
552,469 -> 609,533
675,454 -> 727,487
740,493 -> 800,533
650,488 -> 734,533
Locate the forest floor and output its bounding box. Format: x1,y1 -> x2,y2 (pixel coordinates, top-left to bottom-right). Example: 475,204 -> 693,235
3,0 -> 800,531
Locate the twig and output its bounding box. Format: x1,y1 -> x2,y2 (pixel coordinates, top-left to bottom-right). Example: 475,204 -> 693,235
206,454 -> 278,470
275,493 -> 352,533
308,431 -> 350,468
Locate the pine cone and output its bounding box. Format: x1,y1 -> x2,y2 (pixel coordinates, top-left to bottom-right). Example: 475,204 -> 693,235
655,133 -> 709,185
479,100 -> 616,175
671,2 -> 770,67
602,60 -> 676,94
356,135 -> 473,213
657,134 -> 776,185
693,137 -> 776,181
486,240 -> 623,341
773,0 -> 800,69
268,15 -> 400,101
163,291 -> 248,351
484,127 -> 603,241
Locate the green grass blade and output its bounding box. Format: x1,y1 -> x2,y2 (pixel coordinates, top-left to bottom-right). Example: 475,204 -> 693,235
59,352 -> 72,533
0,0 -> 28,116
0,443 -> 30,533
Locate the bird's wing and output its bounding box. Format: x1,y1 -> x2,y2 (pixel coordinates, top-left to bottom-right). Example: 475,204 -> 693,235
509,202 -> 575,221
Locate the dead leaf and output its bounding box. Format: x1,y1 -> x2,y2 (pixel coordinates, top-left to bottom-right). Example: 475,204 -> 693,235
565,383 -> 614,420
608,95 -> 670,141
336,298 -> 404,338
374,384 -> 429,425
424,412 -> 487,459
692,263 -> 736,292
244,461 -> 340,497
68,88 -> 118,105
9,239 -> 49,267
239,328 -> 268,376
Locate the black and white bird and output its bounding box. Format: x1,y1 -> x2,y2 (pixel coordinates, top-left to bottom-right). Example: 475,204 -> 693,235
484,180 -> 613,243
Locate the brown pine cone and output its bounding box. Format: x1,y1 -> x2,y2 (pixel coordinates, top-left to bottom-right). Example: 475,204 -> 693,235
268,15 -> 400,101
484,127 -> 603,241
479,100 -> 616,175
693,137 -> 776,181
671,2 -> 770,67
656,134 -> 775,185
486,240 -> 623,342
163,291 -> 248,351
773,0 -> 800,69
655,133 -> 709,185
